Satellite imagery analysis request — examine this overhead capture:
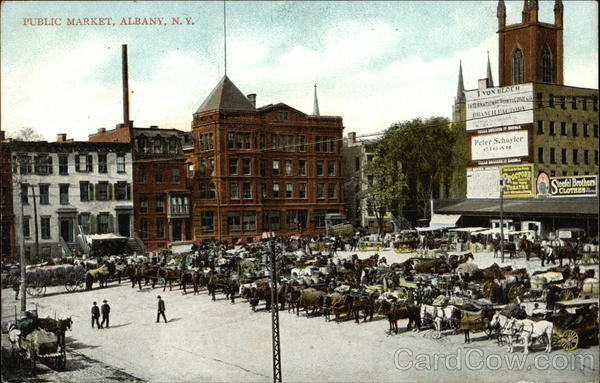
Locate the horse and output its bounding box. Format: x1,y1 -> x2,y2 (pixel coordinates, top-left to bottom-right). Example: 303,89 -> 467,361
36,317 -> 72,352
414,259 -> 451,274
489,311 -> 511,346
297,288 -> 326,317
351,293 -> 378,323
134,264 -> 158,290
519,239 -> 544,261
550,241 -> 579,267
505,318 -> 553,354
420,304 -> 459,338
180,269 -> 204,295
458,308 -> 494,343
85,264 -> 111,290
491,238 -> 517,258
157,268 -> 180,292
376,300 -> 420,334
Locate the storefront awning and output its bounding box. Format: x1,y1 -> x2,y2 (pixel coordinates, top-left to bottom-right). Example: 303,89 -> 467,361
448,227 -> 487,233
429,214 -> 462,229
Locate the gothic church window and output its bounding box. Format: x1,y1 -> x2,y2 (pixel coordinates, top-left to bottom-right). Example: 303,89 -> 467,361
513,48 -> 524,84
542,46 -> 552,83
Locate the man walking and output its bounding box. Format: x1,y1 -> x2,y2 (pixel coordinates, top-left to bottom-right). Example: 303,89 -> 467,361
156,295 -> 167,323
100,299 -> 111,328
91,302 -> 101,329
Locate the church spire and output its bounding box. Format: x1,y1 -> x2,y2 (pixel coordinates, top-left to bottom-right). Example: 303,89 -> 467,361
497,0 -> 506,29
486,51 -> 494,87
456,61 -> 465,104
313,84 -> 320,116
522,0 -> 530,22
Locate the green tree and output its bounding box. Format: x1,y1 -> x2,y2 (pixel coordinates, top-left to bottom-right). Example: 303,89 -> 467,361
9,127 -> 44,141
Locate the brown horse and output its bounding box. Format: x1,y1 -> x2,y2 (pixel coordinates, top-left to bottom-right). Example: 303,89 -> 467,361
180,269 -> 204,295
376,300 -> 420,334
491,238 -> 516,258
519,239 -> 544,261
36,317 -> 72,352
414,258 -> 451,274
157,268 -> 180,291
134,264 -> 158,290
85,265 -> 110,290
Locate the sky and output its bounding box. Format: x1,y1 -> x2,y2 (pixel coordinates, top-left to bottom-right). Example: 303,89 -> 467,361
1,0 -> 598,141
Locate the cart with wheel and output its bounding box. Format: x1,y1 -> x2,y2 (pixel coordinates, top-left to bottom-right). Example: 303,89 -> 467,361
547,298 -> 599,352
25,264 -> 86,297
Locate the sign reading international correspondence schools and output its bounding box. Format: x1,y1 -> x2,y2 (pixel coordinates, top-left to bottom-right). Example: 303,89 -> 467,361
471,130 -> 529,161
550,175 -> 598,197
501,164 -> 534,199
465,84 -> 534,131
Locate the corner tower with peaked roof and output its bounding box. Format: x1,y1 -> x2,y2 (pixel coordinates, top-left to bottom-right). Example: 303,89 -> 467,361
189,77 -> 344,242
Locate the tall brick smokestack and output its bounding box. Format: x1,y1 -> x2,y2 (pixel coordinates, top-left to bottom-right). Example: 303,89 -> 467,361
122,44 -> 130,127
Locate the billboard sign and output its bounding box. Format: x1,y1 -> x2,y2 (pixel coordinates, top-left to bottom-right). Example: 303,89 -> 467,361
465,84 -> 534,131
501,164 -> 534,199
471,130 -> 529,161
536,171 -> 550,197
550,175 -> 598,197
466,167 -> 501,199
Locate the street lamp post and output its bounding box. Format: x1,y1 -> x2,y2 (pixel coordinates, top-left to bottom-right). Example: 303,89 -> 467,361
500,176 -> 508,263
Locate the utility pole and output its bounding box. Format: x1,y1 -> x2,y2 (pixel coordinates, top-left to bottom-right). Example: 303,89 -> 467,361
269,240 -> 282,383
500,176 -> 508,263
18,182 -> 26,315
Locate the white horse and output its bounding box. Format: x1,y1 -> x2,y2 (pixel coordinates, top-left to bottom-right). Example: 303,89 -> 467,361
489,312 -> 512,345
421,304 -> 458,338
506,318 -> 553,354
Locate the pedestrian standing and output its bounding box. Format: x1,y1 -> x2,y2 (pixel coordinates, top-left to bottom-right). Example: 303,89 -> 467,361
100,299 -> 111,328
91,302 -> 101,329
156,295 -> 167,323
12,279 -> 20,300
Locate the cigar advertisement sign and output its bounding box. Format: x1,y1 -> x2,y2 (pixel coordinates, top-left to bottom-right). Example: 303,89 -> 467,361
471,130 -> 529,161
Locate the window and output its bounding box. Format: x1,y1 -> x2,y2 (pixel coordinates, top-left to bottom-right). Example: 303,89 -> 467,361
550,148 -> 556,164
317,183 -> 324,199
272,183 -> 280,198
59,184 -> 69,205
227,213 -> 241,233
595,125 -> 599,138
59,155 -> 68,175
259,135 -> 265,149
286,210 -> 297,230
548,94 -> 554,108
355,157 -> 360,171
242,159 -> 251,176
560,96 -> 566,109
572,123 -> 578,137
571,96 -> 577,110
513,48 -> 524,84
156,195 -> 165,212
561,148 -> 567,164
538,147 -> 544,163
208,183 -> 216,199
155,168 -> 163,183
536,92 -> 543,108
316,161 -> 324,176
560,122 -> 567,136
201,212 -> 215,233
156,219 -> 165,239
168,139 -> 178,153
593,96 -> 598,111
286,135 -> 294,152
153,137 -> 163,153
34,155 -> 53,175
315,137 -> 321,153
98,153 -> 108,173
140,219 -> 148,238
584,150 -> 589,165
549,121 -> 555,136
75,154 -> 92,172
79,181 -> 90,202
536,120 -> 544,134
259,160 -> 267,177
277,111 -> 288,121
22,216 -> 30,238
582,98 -> 588,111
562,171 -> 568,176
328,183 -> 336,199
263,211 -> 280,231
41,216 -> 51,239
583,124 -> 589,137
286,183 -> 293,198
299,160 -> 307,176
243,212 -> 256,232
230,183 -> 240,199
140,196 -> 148,213
172,168 -> 180,183
116,153 -> 125,173
299,136 -> 306,152
285,160 -> 292,176
299,183 -> 307,198
229,159 -> 238,175
235,134 -> 243,149
39,184 -> 49,205
551,170 -> 556,177
139,166 -> 146,183
199,184 -> 207,199
315,211 -> 326,229
243,183 -> 252,199
228,133 -> 235,149
328,161 -> 336,176
78,214 -> 90,235
272,160 -> 280,176
297,210 -> 307,230
21,184 -> 28,204
573,149 -> 579,164
97,182 -> 110,201
115,182 -> 129,201
329,138 -> 335,153
542,46 -> 552,83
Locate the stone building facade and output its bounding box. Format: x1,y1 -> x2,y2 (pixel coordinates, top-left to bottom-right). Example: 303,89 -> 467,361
0,131 -> 15,261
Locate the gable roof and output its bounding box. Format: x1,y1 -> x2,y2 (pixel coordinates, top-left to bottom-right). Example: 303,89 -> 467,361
195,76 -> 255,114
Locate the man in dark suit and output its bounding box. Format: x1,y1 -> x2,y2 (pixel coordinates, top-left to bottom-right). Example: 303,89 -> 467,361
91,302 -> 101,329
156,295 -> 167,323
100,300 -> 111,328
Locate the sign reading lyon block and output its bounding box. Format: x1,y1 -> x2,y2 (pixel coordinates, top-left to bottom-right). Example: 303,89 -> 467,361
550,175 -> 598,197
465,84 -> 534,131
471,130 -> 529,161
501,164 -> 534,199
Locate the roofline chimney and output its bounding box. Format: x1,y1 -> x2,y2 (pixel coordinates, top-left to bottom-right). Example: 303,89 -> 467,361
247,93 -> 256,108
122,44 -> 130,128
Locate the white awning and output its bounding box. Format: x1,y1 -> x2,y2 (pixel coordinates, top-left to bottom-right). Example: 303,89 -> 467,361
429,214 -> 462,229
479,228 -> 501,235
448,227 -> 488,233
171,244 -> 193,255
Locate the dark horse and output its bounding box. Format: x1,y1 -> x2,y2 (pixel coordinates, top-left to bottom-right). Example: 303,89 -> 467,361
36,317 -> 72,352
376,300 -> 420,334
491,238 -> 516,259
519,239 -> 544,262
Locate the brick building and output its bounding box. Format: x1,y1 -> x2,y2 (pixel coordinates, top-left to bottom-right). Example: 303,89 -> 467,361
0,130 -> 15,261
89,124 -> 193,251
190,76 -> 345,242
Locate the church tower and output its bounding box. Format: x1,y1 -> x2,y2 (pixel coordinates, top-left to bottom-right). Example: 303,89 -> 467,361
497,0 -> 563,86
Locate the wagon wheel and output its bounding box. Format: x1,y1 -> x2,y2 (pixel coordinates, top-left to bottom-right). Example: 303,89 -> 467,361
64,278 -> 82,292
482,281 -> 495,299
561,330 -> 579,352
27,282 -> 46,297
397,287 -> 409,302
559,289 -> 574,301
508,285 -> 524,302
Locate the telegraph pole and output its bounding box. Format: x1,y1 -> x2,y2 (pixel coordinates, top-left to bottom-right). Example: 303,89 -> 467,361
269,240 -> 282,383
500,176 -> 508,263
18,183 -> 26,315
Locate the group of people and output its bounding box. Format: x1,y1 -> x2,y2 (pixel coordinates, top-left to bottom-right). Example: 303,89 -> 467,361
90,296 -> 168,328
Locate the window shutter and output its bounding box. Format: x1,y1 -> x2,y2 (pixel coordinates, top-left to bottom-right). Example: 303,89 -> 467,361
48,157 -> 53,174
126,183 -> 131,200
90,214 -> 96,234
108,214 -> 114,233
80,182 -> 85,201
75,155 -> 80,172
89,183 -> 94,201
95,184 -> 100,200
109,184 -> 113,200
87,155 -> 93,172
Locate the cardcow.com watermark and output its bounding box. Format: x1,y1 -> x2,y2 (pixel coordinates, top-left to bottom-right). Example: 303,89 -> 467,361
394,348 -> 596,371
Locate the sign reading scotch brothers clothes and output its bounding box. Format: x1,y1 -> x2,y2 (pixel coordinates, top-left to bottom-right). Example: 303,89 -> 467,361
465,84 -> 534,131
471,130 -> 528,161
550,175 -> 598,197
501,164 -> 534,199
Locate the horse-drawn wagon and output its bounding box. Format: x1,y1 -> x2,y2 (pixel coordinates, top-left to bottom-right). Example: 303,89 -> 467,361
25,264 -> 86,297
358,240 -> 381,252
546,298 -> 599,352
393,230 -> 418,253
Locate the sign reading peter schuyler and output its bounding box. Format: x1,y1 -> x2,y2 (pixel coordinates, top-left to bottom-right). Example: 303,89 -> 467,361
465,84 -> 534,131
470,130 -> 528,161
550,175 -> 598,197
501,164 -> 534,199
